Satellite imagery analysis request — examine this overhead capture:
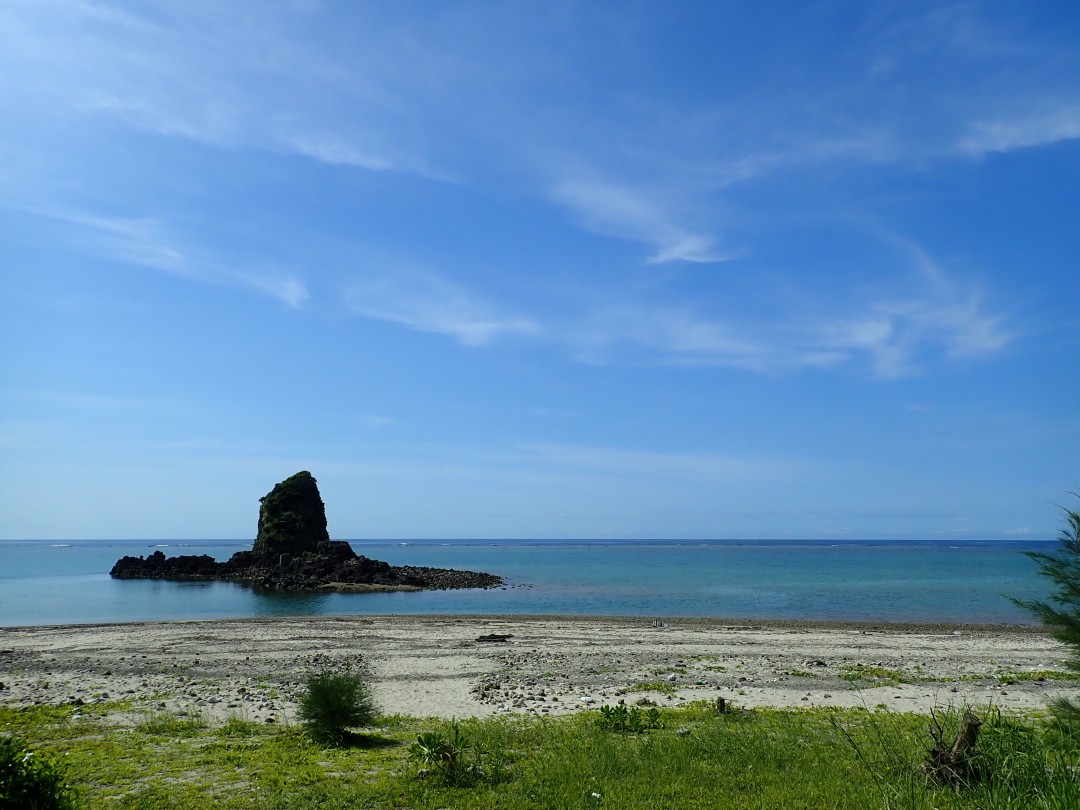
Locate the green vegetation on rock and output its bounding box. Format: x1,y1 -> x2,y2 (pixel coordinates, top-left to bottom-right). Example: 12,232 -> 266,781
253,471 -> 331,560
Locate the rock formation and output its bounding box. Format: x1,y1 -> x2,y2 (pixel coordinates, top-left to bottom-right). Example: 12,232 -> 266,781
110,472 -> 501,592
252,471 -> 330,561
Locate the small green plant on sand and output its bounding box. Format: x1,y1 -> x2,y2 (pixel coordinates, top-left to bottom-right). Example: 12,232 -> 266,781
629,680 -> 677,696
838,664 -> 906,686
596,704 -> 662,733
0,735 -> 78,810
297,669 -> 379,745
408,721 -> 477,786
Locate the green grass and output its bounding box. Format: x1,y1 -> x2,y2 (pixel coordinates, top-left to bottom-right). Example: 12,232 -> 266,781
838,664 -> 909,686
2,701 -> 1079,808
996,669 -> 1080,683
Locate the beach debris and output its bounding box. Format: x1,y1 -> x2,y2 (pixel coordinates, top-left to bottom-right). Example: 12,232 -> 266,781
652,618 -> 669,629
475,634 -> 513,643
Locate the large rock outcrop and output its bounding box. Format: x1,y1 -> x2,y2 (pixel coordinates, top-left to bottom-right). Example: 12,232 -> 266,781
110,472 -> 501,592
252,471 -> 330,561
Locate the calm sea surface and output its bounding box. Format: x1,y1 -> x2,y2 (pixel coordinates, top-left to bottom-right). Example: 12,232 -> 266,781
0,539 -> 1057,627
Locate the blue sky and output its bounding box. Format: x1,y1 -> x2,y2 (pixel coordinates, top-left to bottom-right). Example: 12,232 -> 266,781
1,1 -> 1078,541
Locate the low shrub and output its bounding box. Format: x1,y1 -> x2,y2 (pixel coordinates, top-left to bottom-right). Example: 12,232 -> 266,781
297,669 -> 379,745
0,735 -> 77,810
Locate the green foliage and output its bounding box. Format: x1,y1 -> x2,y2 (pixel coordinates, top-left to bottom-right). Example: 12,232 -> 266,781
297,670 -> 379,746
837,704 -> 1080,809
838,664 -> 908,686
137,709 -> 206,737
254,471 -> 330,559
1013,495 -> 1080,721
408,721 -> 477,786
0,735 -> 77,810
4,699 -> 1080,808
596,704 -> 662,733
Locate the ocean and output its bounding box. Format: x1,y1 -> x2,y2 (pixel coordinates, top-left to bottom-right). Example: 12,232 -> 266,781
0,538 -> 1057,628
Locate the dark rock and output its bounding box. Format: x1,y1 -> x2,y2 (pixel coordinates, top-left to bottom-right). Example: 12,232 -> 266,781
109,471 -> 501,593
252,471 -> 330,561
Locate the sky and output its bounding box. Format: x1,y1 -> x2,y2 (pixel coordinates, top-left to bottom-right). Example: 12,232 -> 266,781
1,0 -> 1078,541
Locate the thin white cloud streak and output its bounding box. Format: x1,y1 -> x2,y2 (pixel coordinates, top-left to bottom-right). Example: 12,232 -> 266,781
958,104 -> 1080,156
0,0 -> 425,173
26,207 -> 309,308
335,241 -> 1010,376
572,288 -> 1011,378
5,0 -> 1079,258
343,267 -> 538,346
552,179 -> 734,265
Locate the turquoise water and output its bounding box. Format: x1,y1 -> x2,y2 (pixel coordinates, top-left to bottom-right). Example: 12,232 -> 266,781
0,539 -> 1056,627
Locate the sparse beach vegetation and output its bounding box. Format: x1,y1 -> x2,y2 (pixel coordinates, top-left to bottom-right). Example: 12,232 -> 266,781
297,669 -> 379,746
3,700 -> 1079,808
627,680 -> 678,696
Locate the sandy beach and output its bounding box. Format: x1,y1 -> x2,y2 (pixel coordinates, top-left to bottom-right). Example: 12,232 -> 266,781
0,615 -> 1072,725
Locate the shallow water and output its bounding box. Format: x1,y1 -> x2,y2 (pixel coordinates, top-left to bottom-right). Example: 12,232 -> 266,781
0,538 -> 1055,627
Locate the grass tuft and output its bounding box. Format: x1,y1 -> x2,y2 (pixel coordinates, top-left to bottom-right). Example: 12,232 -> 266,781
297,669 -> 379,746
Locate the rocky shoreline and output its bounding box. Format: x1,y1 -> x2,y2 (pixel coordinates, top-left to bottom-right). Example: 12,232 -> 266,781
109,471 -> 502,593
110,543 -> 502,592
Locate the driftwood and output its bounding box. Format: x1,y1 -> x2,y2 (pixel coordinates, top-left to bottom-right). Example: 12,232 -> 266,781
924,710 -> 982,787
475,633 -> 514,643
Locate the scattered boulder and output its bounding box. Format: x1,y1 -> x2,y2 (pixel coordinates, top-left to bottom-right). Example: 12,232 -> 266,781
110,471 -> 501,592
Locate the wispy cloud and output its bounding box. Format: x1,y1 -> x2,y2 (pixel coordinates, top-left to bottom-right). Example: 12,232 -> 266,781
344,266 -> 538,346
0,0 -> 437,175
958,104 -> 1080,156
569,257 -> 1012,378
552,179 -> 732,265
815,295 -> 1011,378
24,206 -> 309,308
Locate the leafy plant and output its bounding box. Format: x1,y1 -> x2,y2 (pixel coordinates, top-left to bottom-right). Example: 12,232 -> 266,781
596,704 -> 662,733
297,669 -> 379,745
0,735 -> 77,810
408,721 -> 477,786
